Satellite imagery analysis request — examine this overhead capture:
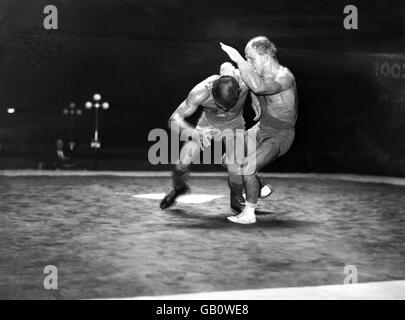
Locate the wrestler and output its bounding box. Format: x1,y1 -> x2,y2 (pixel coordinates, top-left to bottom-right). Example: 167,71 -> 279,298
221,36 -> 298,224
160,62 -> 272,211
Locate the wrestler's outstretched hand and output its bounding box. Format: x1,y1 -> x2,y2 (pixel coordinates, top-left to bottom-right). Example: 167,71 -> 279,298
220,42 -> 244,64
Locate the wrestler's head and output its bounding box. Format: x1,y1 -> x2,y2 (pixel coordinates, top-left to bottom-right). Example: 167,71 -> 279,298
245,36 -> 277,74
212,75 -> 241,112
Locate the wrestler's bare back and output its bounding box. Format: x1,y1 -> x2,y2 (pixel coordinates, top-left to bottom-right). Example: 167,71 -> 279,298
170,73 -> 249,126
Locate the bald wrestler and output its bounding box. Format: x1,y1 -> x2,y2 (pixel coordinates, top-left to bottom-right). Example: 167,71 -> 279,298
221,36 -> 298,224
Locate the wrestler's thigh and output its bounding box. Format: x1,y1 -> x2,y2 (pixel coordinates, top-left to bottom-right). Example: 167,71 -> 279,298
255,137 -> 280,170
242,137 -> 280,175
220,126 -> 245,166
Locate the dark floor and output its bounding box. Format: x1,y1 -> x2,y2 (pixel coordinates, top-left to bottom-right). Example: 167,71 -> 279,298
0,175 -> 404,299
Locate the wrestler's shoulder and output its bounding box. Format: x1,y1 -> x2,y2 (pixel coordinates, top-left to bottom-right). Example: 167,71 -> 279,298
192,75 -> 218,90
188,76 -> 217,102
277,66 -> 295,80
202,75 -> 220,87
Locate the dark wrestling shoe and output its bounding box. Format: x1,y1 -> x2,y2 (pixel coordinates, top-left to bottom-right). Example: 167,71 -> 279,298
160,185 -> 190,209
230,195 -> 246,214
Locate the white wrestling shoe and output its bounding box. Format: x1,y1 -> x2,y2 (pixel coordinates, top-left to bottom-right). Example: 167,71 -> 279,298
242,184 -> 273,199
259,184 -> 273,198
227,208 -> 257,224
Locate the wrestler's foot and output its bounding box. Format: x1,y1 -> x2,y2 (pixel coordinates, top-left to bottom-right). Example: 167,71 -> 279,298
160,185 -> 190,209
227,207 -> 257,224
230,196 -> 246,214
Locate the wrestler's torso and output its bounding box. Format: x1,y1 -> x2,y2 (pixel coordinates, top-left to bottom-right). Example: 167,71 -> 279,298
258,67 -> 298,130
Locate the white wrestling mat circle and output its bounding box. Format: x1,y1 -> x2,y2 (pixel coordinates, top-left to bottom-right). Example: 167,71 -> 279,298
133,193 -> 224,204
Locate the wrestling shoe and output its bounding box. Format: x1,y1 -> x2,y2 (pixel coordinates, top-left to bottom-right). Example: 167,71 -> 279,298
242,181 -> 273,199
227,208 -> 257,224
160,185 -> 190,209
259,183 -> 273,198
230,195 -> 246,214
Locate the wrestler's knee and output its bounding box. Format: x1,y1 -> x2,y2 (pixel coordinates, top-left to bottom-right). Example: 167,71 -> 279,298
227,163 -> 241,177
240,161 -> 258,176
221,153 -> 227,169
265,139 -> 281,163
238,151 -> 259,175
179,141 -> 200,165
175,162 -> 189,173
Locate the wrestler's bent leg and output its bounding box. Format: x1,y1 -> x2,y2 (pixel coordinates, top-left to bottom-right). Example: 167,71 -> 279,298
221,130 -> 245,211
160,140 -> 201,209
228,138 -> 280,222
242,137 -> 280,203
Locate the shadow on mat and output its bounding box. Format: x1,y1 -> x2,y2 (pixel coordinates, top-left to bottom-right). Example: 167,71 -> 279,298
164,209 -> 316,230
256,210 -> 277,216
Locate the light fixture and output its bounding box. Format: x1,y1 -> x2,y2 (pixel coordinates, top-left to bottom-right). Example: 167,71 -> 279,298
7,107 -> 16,114
85,93 -> 110,151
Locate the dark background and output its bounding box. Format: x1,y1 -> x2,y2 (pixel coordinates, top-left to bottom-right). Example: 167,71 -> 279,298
0,0 -> 404,175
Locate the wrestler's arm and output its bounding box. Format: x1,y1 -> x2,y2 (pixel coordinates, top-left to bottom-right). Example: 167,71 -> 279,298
220,42 -> 293,95
237,62 -> 293,95
168,85 -> 209,133
233,69 -> 261,120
